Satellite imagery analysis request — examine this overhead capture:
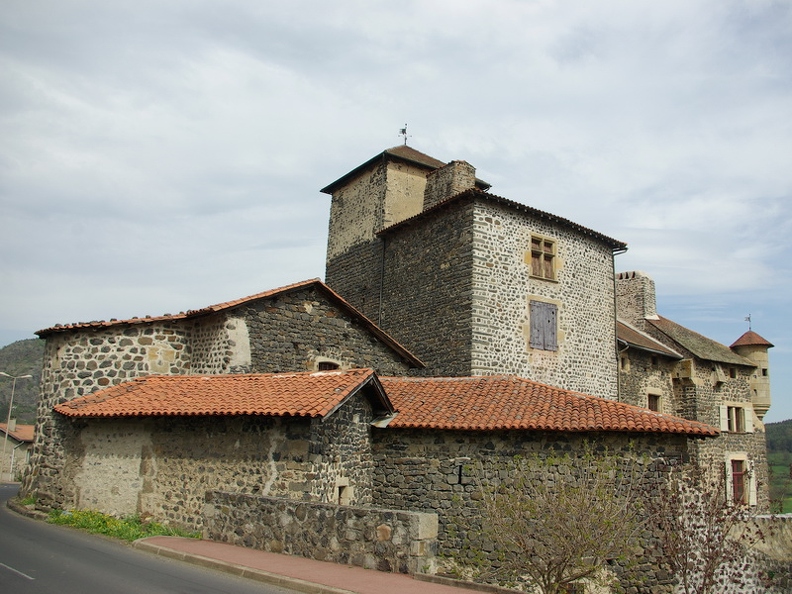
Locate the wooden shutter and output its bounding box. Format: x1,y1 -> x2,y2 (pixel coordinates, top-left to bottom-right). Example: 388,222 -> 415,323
719,405 -> 729,432
530,301 -> 557,351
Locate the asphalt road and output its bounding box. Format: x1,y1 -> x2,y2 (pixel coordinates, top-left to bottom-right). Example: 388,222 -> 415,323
0,484 -> 297,594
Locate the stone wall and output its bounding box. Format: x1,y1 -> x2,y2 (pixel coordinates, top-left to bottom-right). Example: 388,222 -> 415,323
378,198 -> 476,376
619,349 -> 677,414
371,428 -> 692,591
25,323 -> 193,507
470,199 -> 618,398
42,386 -> 382,529
203,491 -> 439,574
240,286 -> 413,376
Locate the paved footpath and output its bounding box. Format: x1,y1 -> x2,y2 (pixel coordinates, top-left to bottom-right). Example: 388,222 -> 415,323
134,536 -> 509,594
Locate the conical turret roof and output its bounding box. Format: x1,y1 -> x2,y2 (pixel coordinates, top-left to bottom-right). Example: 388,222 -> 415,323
730,330 -> 774,349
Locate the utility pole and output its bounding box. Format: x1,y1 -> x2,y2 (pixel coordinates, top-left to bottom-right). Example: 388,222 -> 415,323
0,372 -> 32,482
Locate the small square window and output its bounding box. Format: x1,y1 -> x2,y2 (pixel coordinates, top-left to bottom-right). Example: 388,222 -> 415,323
530,235 -> 556,281
648,394 -> 661,412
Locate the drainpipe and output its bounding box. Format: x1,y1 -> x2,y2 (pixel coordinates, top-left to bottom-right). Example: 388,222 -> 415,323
612,246 -> 628,401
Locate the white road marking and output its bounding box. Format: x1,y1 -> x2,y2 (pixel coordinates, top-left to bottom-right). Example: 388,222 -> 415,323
0,562 -> 35,580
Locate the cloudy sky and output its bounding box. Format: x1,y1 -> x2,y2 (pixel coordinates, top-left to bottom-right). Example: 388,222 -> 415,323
2,1 -> 791,421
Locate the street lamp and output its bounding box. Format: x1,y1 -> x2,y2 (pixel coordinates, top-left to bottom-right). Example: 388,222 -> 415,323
0,372 -> 32,482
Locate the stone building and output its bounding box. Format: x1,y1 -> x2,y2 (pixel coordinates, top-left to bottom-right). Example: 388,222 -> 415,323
0,421 -> 34,482
21,145 -> 777,590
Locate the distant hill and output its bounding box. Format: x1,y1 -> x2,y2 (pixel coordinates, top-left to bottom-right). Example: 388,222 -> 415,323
0,338 -> 44,424
767,418 -> 792,460
766,419 -> 792,512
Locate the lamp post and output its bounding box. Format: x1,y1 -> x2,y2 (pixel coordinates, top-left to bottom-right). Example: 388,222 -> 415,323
0,372 -> 32,482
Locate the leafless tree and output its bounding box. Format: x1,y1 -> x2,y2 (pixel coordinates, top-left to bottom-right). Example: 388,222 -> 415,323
650,463 -> 769,594
478,446 -> 645,594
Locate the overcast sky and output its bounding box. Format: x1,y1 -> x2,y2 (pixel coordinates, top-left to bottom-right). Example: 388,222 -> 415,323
2,1 -> 791,422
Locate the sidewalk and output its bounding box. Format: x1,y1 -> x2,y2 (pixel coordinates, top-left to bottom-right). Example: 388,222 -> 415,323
133,536 -> 508,594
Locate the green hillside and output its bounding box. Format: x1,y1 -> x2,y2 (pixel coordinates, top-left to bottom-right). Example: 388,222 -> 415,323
766,418 -> 792,513
0,338 -> 44,424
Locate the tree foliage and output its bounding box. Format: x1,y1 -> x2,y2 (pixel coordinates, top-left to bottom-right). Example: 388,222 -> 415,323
477,445 -> 645,594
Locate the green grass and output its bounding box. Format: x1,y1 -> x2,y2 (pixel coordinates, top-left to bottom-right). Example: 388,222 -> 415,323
47,509 -> 200,542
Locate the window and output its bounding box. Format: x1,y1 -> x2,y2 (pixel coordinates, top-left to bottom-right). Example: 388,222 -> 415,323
619,354 -> 630,372
719,404 -> 754,433
530,301 -> 558,351
731,460 -> 746,503
726,455 -> 756,505
316,361 -> 340,371
648,394 -> 661,412
530,235 -> 556,280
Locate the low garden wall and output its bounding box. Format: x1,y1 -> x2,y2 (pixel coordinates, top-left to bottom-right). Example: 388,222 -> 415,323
203,491 -> 439,574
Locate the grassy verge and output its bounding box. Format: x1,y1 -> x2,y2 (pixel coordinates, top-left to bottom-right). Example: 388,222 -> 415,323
47,509 -> 200,542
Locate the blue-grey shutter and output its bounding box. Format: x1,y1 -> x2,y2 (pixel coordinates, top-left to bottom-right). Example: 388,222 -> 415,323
530,301 -> 557,351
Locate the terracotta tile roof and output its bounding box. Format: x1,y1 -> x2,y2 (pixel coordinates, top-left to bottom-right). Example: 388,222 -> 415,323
320,145 -> 491,195
35,279 -> 423,368
0,423 -> 35,442
617,320 -> 682,359
54,369 -> 392,419
730,330 -> 774,349
380,375 -> 718,436
648,316 -> 755,367
378,188 -> 628,252
53,371 -> 718,437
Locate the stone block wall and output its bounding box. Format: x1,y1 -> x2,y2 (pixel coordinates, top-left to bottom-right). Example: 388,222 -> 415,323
618,349 -> 677,414
371,428 -> 691,591
203,492 -> 439,574
378,197 -> 476,376
25,323 -> 193,507
471,200 -> 618,398
40,387 -> 382,530
241,286 -> 414,376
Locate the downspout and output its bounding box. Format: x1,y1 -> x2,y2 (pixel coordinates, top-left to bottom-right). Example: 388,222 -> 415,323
612,246 -> 628,401
377,152 -> 389,327
378,236 -> 387,326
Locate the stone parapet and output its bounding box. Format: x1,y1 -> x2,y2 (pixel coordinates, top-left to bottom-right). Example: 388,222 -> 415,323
203,491 -> 439,575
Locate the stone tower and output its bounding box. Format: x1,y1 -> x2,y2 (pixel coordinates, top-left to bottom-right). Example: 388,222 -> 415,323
730,330 -> 774,421
323,146 -> 626,399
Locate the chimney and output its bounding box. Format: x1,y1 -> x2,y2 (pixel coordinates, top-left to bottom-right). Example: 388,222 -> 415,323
423,160 -> 476,211
615,271 -> 658,326
8,419 -> 16,432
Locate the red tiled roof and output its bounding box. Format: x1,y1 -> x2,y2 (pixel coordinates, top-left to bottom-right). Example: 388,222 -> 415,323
380,375 -> 718,436
53,370 -> 718,437
54,369 -> 390,419
0,423 -> 35,442
378,188 -> 627,251
617,320 -> 682,359
35,279 -> 423,368
730,331 -> 774,349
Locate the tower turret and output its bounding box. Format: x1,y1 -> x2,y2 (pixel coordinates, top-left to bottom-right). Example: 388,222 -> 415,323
730,330 -> 774,421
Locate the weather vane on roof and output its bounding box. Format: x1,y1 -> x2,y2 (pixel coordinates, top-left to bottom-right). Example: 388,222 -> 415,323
398,123 -> 410,145
745,314 -> 752,331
